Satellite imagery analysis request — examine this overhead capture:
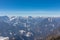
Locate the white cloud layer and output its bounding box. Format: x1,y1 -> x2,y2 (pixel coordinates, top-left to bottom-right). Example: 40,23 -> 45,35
0,11 -> 60,17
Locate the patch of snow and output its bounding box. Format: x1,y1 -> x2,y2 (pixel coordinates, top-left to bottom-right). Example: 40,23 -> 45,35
19,30 -> 26,35
9,32 -> 12,35
25,32 -> 33,37
0,37 -> 9,40
9,16 -> 17,21
13,22 -> 18,26
48,18 -> 52,22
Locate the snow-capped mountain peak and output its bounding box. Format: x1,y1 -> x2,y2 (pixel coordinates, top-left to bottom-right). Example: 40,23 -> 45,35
9,16 -> 17,21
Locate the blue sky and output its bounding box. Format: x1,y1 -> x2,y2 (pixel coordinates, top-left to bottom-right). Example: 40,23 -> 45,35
0,0 -> 60,16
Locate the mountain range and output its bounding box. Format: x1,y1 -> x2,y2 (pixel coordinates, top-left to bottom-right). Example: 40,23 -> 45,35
0,16 -> 60,40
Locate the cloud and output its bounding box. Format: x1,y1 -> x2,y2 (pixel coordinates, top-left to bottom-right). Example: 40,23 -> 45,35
0,11 -> 60,17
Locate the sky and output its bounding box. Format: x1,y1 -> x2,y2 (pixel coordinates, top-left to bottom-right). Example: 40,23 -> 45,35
0,0 -> 60,16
